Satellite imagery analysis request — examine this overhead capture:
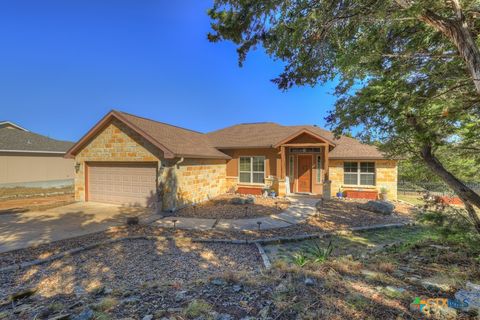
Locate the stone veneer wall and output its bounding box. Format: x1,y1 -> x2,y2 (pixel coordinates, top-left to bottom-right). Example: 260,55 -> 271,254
74,119 -> 163,202
174,158 -> 227,207
329,159 -> 398,200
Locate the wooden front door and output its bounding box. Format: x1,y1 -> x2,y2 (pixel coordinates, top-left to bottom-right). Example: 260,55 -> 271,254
297,155 -> 312,193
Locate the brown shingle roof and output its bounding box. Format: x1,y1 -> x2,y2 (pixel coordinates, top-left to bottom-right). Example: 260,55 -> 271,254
68,111 -> 386,160
207,123 -> 386,159
118,112 -> 230,159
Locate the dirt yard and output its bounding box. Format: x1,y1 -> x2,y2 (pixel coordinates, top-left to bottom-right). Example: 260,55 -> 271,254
0,194 -> 75,214
175,194 -> 290,219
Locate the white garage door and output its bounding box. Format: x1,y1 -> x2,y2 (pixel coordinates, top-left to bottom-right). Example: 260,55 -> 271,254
87,163 -> 157,207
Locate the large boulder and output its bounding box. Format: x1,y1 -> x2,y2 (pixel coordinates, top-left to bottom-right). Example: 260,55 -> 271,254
358,201 -> 395,215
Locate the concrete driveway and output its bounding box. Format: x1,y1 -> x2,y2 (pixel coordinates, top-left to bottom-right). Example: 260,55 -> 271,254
0,202 -> 159,253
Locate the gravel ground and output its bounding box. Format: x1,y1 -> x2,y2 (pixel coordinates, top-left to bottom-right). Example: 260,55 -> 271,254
175,194 -> 290,219
0,199 -> 414,269
0,238 -> 261,299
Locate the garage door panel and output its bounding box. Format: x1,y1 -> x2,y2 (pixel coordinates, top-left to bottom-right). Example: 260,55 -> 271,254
88,163 -> 157,207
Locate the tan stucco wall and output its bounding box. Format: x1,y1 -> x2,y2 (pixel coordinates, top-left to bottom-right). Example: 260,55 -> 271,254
0,153 -> 74,185
74,119 -> 163,201
223,148 -> 279,177
329,159 -> 398,200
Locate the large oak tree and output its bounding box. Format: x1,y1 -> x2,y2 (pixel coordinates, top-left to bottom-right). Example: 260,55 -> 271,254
208,0 -> 480,231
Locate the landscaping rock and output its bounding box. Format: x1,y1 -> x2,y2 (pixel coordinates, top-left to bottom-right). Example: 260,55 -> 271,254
142,315 -> 153,320
230,197 -> 246,205
358,201 -> 395,215
245,197 -> 255,204
304,278 -> 315,287
216,314 -> 233,320
72,308 -> 94,320
10,287 -> 37,301
174,291 -> 187,303
211,279 -> 226,286
421,276 -> 456,292
232,284 -> 242,292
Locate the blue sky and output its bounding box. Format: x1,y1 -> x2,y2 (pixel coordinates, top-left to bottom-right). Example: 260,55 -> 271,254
0,1 -> 337,142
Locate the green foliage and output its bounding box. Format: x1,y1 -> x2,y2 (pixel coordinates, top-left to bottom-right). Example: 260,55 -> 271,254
183,299 -> 213,319
306,240 -> 333,263
208,0 -> 480,194
291,252 -> 309,267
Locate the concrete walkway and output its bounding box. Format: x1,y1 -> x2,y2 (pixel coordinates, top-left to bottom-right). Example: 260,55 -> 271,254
155,196 -> 318,231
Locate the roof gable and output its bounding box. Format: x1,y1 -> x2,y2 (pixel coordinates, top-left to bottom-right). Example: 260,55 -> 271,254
66,111 -> 230,160
0,121 -> 29,131
273,129 -> 336,147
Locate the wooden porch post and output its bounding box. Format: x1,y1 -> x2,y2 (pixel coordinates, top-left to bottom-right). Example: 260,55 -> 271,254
280,146 -> 286,179
324,146 -> 329,181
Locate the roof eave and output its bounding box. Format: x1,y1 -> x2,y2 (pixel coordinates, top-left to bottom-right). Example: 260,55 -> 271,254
175,153 -> 231,160
329,156 -> 398,160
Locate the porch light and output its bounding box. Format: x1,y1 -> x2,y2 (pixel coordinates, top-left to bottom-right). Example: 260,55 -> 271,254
74,162 -> 81,173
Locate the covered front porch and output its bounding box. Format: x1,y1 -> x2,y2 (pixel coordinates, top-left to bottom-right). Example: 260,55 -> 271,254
276,129 -> 335,197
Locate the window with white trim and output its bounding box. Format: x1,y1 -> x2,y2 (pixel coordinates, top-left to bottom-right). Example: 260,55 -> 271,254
343,162 -> 375,186
316,155 -> 322,183
239,156 -> 265,183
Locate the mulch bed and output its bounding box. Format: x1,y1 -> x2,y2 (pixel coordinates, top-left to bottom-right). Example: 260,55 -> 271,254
175,194 -> 290,219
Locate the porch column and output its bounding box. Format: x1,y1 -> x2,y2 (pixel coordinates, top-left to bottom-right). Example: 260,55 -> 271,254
278,146 -> 287,196
324,145 -> 329,181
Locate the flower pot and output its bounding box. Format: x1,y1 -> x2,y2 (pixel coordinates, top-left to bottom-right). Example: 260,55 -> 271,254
379,193 -> 388,201
336,192 -> 343,198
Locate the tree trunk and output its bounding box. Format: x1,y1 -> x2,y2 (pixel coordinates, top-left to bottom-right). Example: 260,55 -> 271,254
395,0 -> 480,94
420,145 -> 480,232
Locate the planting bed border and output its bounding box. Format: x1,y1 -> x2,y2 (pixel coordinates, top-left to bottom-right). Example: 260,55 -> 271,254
0,222 -> 414,273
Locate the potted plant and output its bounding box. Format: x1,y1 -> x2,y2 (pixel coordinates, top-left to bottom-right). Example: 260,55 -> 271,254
379,186 -> 388,201
336,187 -> 343,198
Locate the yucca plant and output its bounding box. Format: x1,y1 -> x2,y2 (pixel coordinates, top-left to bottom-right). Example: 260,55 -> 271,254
291,252 -> 309,267
306,240 -> 333,263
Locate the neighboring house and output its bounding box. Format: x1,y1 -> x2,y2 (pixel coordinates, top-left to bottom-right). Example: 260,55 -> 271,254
0,121 -> 74,188
66,110 -> 398,210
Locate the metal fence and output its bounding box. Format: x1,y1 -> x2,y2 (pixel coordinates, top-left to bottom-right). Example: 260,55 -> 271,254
398,180 -> 480,197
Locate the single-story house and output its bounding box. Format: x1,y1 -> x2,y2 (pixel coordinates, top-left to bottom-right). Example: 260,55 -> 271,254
0,121 -> 74,188
66,110 -> 397,210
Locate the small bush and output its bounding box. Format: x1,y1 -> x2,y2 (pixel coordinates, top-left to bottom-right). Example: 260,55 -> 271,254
92,297 -> 118,312
376,261 -> 396,274
183,299 -> 212,318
